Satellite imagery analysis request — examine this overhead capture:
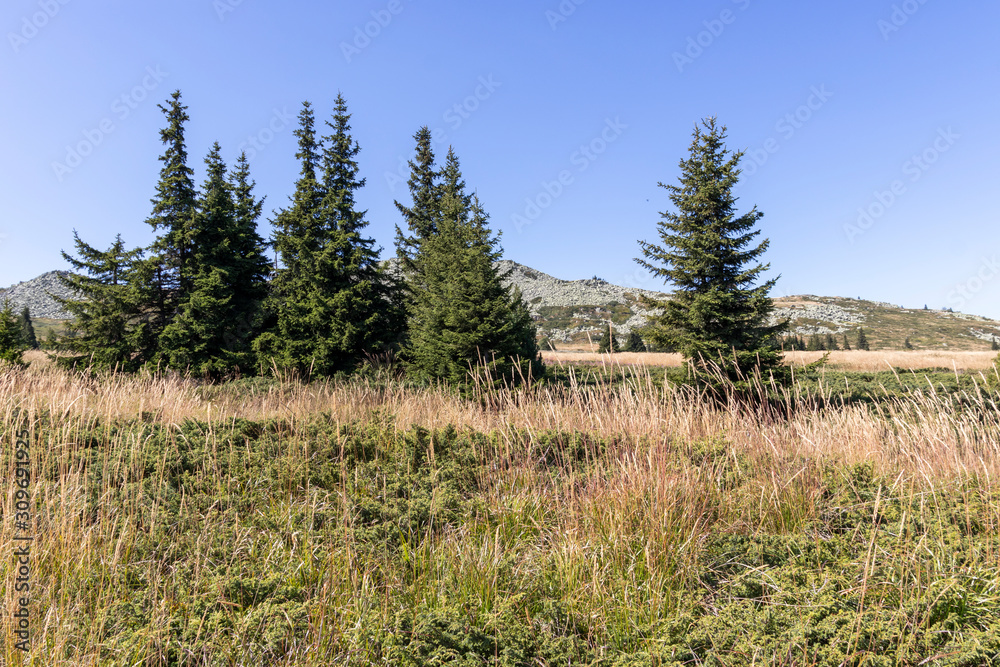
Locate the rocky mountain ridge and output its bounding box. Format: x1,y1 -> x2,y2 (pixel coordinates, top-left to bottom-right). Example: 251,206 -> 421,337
4,263 -> 1000,350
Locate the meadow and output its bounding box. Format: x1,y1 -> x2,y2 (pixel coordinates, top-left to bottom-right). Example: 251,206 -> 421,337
2,353 -> 1000,665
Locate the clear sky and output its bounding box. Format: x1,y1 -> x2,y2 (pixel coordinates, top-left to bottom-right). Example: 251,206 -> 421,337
2,1 -> 998,316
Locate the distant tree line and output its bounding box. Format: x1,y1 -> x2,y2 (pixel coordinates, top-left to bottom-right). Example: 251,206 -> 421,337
781,328 -> 871,352
46,90 -> 540,385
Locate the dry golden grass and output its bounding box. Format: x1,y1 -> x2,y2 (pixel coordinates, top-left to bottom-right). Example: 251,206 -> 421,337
543,349 -> 999,372
4,362 -> 1000,663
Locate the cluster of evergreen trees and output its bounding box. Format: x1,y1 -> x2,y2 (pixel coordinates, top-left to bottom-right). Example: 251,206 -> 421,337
53,91 -> 540,384
594,330 -> 647,354
780,328 -> 871,352
0,304 -> 39,366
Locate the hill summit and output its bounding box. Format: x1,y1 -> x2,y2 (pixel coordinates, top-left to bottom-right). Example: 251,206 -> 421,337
0,271 -> 75,319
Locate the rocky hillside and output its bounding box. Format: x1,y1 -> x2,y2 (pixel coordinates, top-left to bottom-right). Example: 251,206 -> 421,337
6,263 -> 1000,350
0,271 -> 75,319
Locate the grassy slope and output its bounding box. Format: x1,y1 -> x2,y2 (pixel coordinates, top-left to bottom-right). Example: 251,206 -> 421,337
3,366 -> 1000,665
776,296 -> 1000,351
536,295 -> 1000,351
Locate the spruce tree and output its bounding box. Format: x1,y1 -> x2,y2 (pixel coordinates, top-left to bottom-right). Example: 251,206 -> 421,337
145,91 -> 198,351
624,331 -> 646,353
399,147 -> 541,385
254,102 -> 323,374
18,307 -> 38,350
394,126 -> 440,272
842,333 -> 851,351
0,302 -> 27,367
598,330 -> 616,354
225,151 -> 272,359
856,327 -> 870,351
255,96 -> 402,376
159,143 -> 267,376
56,233 -> 151,371
313,94 -> 404,368
824,333 -> 839,351
636,118 -> 785,381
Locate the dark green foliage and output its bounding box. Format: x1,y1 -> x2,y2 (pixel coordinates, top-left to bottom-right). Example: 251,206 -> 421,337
824,333 -> 839,351
144,90 -> 198,343
857,327 -> 871,351
0,301 -> 27,366
990,338 -> 998,352
904,336 -> 914,350
842,333 -> 851,351
56,232 -> 152,371
159,144 -> 241,375
807,334 -> 824,351
636,118 -> 786,382
397,140 -> 542,386
394,127 -> 440,271
158,144 -> 271,376
596,330 -> 618,353
624,330 -> 646,352
256,96 -> 403,377
780,335 -> 807,351
15,409 -> 1000,665
17,306 -> 38,349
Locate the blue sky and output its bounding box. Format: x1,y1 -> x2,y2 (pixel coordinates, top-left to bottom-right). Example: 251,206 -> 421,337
2,1 -> 998,316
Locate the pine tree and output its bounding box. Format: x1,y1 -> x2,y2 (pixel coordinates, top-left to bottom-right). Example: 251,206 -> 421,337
807,334 -> 824,352
824,333 -> 839,351
904,336 -> 914,350
145,91 -> 198,352
856,327 -> 870,351
17,307 -> 38,350
399,147 -> 541,385
159,143 -> 267,376
312,94 -> 404,368
56,232 -> 151,371
636,118 -> 785,381
255,97 -> 402,376
624,331 -> 646,353
842,333 -> 851,351
394,127 -> 440,272
598,328 -> 616,354
991,338 -> 999,352
0,301 -> 27,367
225,151 -> 272,361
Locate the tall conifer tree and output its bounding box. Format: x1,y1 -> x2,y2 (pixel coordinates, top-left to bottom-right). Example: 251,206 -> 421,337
255,96 -> 402,376
636,118 -> 785,381
17,307 -> 38,350
145,91 -> 198,348
159,143 -> 268,375
56,233 -> 151,371
0,302 -> 27,367
399,147 -> 541,385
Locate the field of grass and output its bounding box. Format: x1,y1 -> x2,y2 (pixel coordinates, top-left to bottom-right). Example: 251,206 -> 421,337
3,360 -> 1000,665
543,349 -> 999,373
